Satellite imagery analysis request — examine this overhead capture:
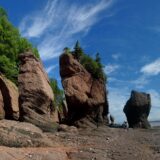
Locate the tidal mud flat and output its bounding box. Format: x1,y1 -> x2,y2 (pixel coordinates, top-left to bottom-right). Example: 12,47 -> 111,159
0,124 -> 160,160
59,126 -> 160,160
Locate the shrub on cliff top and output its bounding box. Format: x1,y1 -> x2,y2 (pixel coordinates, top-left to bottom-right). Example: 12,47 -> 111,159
71,41 -> 107,82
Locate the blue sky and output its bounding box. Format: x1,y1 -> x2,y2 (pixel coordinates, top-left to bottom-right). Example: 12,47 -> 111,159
1,0 -> 160,122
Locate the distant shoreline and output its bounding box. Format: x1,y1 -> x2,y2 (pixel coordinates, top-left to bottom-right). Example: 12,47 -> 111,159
150,121 -> 160,127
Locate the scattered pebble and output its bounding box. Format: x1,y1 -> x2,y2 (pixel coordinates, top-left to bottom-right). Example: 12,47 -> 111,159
25,153 -> 33,158
106,137 -> 110,141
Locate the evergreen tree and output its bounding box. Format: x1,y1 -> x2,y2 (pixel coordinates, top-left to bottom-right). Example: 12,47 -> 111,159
73,40 -> 83,61
73,42 -> 107,82
95,53 -> 101,64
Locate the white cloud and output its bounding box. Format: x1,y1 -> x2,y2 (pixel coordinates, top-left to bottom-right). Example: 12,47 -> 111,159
147,89 -> 160,121
19,0 -> 59,38
148,89 -> 160,108
132,75 -> 150,89
108,75 -> 149,89
132,58 -> 160,88
19,0 -> 115,61
104,64 -> 119,75
112,53 -> 121,60
108,87 -> 130,123
45,64 -> 57,74
141,58 -> 160,76
149,26 -> 160,33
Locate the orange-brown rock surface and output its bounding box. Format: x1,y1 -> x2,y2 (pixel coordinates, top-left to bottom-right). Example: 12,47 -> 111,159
60,53 -> 108,125
0,75 -> 19,120
18,52 -> 56,131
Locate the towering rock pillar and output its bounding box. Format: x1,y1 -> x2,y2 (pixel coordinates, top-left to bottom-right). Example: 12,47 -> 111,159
60,53 -> 108,126
18,52 -> 56,131
123,90 -> 151,129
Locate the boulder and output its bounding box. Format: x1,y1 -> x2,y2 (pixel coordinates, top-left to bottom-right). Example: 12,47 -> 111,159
0,75 -> 19,120
60,53 -> 108,125
0,120 -> 54,147
123,90 -> 151,128
18,52 -> 56,131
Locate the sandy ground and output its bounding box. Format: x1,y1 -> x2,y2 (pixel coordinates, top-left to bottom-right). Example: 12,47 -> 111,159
0,126 -> 160,160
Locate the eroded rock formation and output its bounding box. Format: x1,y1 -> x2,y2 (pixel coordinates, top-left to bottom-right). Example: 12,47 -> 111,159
123,90 -> 151,128
0,120 -> 53,147
0,90 -> 4,119
18,52 -> 57,131
60,53 -> 108,126
0,75 -> 19,120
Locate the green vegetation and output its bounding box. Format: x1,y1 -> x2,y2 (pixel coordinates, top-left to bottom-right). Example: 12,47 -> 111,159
0,55 -> 18,83
71,41 -> 107,81
63,47 -> 71,55
0,7 -> 39,84
50,78 -> 64,110
73,40 -> 83,61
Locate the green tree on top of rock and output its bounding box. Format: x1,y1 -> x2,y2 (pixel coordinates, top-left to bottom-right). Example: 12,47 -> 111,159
71,41 -> 107,82
0,7 -> 39,84
63,47 -> 71,55
95,52 -> 107,81
73,40 -> 84,61
95,53 -> 101,66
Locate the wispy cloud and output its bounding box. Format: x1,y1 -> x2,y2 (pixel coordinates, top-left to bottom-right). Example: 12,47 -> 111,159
132,75 -> 150,89
109,74 -> 150,89
149,26 -> 160,33
147,89 -> 160,121
112,53 -> 121,60
148,89 -> 160,108
45,64 -> 57,74
131,58 -> 160,88
141,58 -> 160,76
104,64 -> 120,75
19,0 -> 59,38
108,87 -> 130,123
19,0 -> 115,61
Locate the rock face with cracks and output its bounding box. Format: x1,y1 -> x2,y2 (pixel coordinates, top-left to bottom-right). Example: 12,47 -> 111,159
0,75 -> 19,120
0,120 -> 53,147
123,90 -> 151,128
18,52 -> 57,131
0,90 -> 4,119
60,53 -> 108,126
